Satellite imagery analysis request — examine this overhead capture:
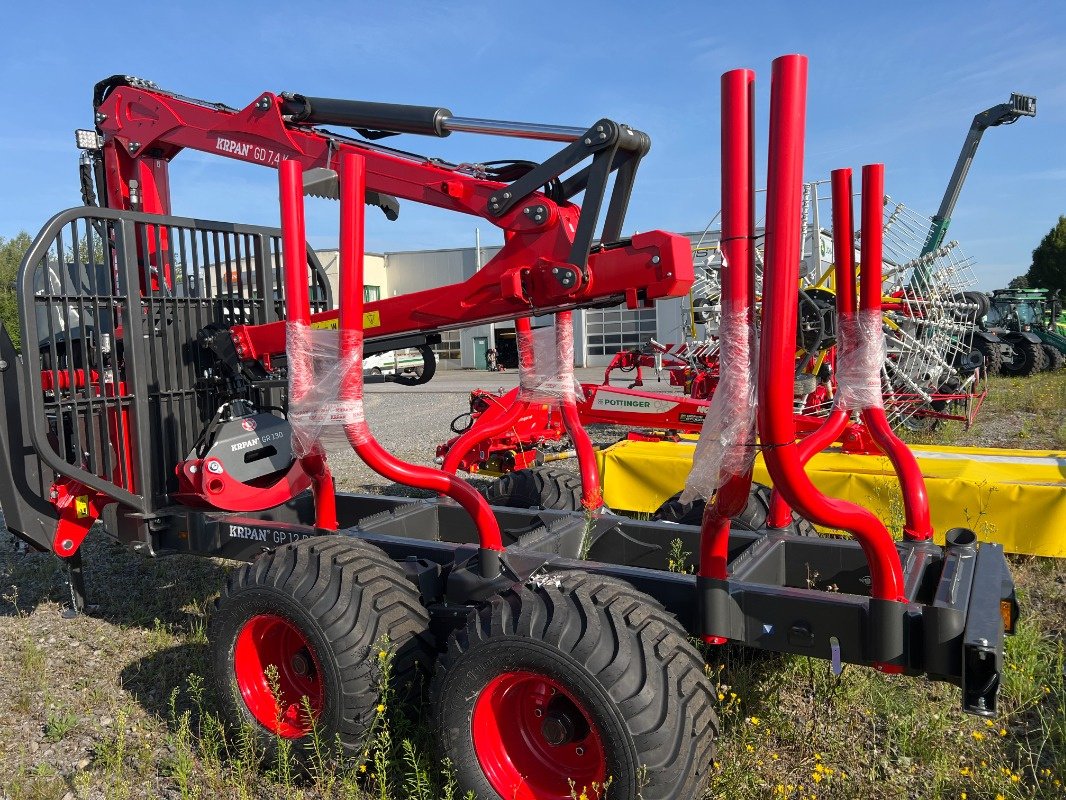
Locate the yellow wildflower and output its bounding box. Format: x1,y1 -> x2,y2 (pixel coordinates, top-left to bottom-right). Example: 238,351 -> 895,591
971,730 -> 984,740
376,703 -> 385,713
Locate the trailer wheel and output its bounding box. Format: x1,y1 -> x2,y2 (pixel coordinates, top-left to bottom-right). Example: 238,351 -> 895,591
653,481 -> 817,536
210,536 -> 432,761
546,569 -> 689,639
1001,337 -> 1045,377
973,338 -> 1002,377
1041,343 -> 1064,371
432,585 -> 717,800
481,465 -> 583,511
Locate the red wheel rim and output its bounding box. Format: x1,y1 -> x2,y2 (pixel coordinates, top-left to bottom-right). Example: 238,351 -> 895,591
234,613 -> 324,737
472,670 -> 607,800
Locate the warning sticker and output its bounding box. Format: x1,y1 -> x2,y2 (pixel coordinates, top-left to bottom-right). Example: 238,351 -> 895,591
310,311 -> 380,330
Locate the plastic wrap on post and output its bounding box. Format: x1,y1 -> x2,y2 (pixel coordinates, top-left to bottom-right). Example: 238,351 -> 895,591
286,322 -> 370,457
516,323 -> 581,403
680,300 -> 758,503
835,309 -> 886,411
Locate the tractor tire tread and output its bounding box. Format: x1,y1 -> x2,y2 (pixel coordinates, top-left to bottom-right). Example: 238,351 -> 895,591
1002,337 -> 1045,377
1041,343 -> 1064,371
481,465 -> 584,511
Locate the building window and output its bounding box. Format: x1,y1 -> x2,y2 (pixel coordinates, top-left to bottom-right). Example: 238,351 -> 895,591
433,329 -> 461,362
364,285 -> 381,302
584,305 -> 657,360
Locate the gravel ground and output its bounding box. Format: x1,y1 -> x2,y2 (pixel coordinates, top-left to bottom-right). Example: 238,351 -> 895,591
327,366 -> 667,494
0,368 -> 1062,799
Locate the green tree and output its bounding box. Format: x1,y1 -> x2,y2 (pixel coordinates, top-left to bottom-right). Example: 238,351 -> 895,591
0,232 -> 32,350
1007,274 -> 1029,289
1027,215 -> 1066,295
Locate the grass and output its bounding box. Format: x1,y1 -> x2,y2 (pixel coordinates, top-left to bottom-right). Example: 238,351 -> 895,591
696,578 -> 1066,799
150,652 -> 474,800
983,372 -> 1066,415
43,708 -> 78,742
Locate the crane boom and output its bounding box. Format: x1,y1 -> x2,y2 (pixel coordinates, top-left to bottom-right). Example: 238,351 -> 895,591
922,92 -> 1036,256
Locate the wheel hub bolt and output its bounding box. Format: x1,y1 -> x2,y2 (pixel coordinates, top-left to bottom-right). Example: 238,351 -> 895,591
291,651 -> 311,676
541,711 -> 575,746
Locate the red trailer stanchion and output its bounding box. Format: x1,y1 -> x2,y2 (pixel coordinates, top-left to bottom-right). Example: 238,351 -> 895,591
755,55 -> 907,609
555,311 -> 603,508
279,159 -> 337,530
333,152 -> 504,576
695,67 -> 758,614
766,167 -> 856,529
856,163 -> 933,542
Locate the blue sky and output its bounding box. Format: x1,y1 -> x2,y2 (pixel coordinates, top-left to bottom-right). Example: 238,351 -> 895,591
2,1 -> 1063,288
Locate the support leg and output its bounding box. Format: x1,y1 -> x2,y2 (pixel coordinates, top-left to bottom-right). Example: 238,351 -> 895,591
62,550 -> 87,618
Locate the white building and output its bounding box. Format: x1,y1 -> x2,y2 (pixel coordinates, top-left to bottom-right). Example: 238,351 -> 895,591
315,227 -> 830,369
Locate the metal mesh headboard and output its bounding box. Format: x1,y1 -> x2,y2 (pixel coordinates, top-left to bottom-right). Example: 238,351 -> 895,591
18,207 -> 332,513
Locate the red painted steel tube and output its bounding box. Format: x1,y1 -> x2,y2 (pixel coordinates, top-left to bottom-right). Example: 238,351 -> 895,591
697,67 -> 757,593
334,152 -> 504,569
858,164 -> 933,541
766,167 -> 856,528
755,55 -> 905,603
831,168 -> 858,316
556,312 -> 602,508
440,316 -> 536,476
280,160 -> 310,329
765,409 -> 848,528
280,160 -> 337,529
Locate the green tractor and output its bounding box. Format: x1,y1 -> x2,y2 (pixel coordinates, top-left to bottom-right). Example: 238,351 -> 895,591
985,288 -> 1066,374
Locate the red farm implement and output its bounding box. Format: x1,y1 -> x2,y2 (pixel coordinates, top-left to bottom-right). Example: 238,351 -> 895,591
0,56 -> 1016,800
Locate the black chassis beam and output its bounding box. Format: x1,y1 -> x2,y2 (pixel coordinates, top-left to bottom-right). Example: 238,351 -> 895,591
145,492 -> 1015,716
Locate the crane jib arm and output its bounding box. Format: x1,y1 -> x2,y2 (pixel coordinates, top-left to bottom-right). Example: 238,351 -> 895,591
91,81 -> 692,357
